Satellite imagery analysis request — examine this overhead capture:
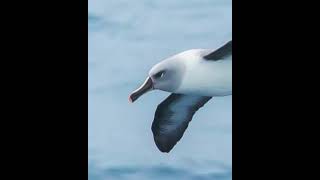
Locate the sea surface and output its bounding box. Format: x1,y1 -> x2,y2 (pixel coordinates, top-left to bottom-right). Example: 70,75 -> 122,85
89,0 -> 232,179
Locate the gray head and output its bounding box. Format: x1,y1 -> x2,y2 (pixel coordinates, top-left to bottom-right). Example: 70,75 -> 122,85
129,55 -> 186,103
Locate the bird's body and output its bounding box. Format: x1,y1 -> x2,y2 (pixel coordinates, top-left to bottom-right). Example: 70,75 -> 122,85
173,49 -> 232,96
129,40 -> 232,153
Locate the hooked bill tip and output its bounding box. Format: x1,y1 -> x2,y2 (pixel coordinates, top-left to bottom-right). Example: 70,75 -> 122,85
128,95 -> 133,103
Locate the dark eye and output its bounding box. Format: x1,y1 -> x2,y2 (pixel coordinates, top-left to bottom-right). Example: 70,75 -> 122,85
154,71 -> 165,79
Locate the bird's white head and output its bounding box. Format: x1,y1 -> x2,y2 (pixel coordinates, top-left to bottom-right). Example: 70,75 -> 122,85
129,50 -> 203,103
148,57 -> 185,92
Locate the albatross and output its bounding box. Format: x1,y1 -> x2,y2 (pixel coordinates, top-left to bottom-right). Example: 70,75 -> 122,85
129,40 -> 232,153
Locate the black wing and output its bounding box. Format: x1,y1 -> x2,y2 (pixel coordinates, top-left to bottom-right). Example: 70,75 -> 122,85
151,93 -> 212,153
203,40 -> 232,61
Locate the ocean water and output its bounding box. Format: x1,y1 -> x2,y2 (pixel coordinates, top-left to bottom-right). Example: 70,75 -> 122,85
89,0 -> 232,179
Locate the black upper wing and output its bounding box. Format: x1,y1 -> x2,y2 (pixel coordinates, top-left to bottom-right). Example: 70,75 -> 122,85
203,40 -> 232,61
151,93 -> 212,153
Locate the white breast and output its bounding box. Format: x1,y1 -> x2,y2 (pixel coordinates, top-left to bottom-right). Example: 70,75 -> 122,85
175,53 -> 232,97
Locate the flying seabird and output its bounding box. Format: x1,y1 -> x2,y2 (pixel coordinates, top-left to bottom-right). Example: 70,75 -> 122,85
129,40 -> 232,153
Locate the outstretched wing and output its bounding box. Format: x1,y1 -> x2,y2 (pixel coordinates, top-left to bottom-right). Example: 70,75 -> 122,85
203,40 -> 232,61
151,93 -> 212,153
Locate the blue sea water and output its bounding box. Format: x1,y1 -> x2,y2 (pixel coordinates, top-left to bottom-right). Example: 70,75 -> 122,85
89,0 -> 232,179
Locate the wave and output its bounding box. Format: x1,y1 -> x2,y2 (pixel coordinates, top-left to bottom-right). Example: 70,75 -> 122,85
89,164 -> 231,180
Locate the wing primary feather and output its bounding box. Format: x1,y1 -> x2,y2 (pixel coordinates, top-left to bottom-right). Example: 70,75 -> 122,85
151,94 -> 212,153
203,40 -> 232,61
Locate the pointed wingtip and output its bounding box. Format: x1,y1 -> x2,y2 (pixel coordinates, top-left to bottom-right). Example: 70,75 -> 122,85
153,136 -> 175,153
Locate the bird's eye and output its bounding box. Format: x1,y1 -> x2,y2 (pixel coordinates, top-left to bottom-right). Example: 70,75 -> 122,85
154,71 -> 165,79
